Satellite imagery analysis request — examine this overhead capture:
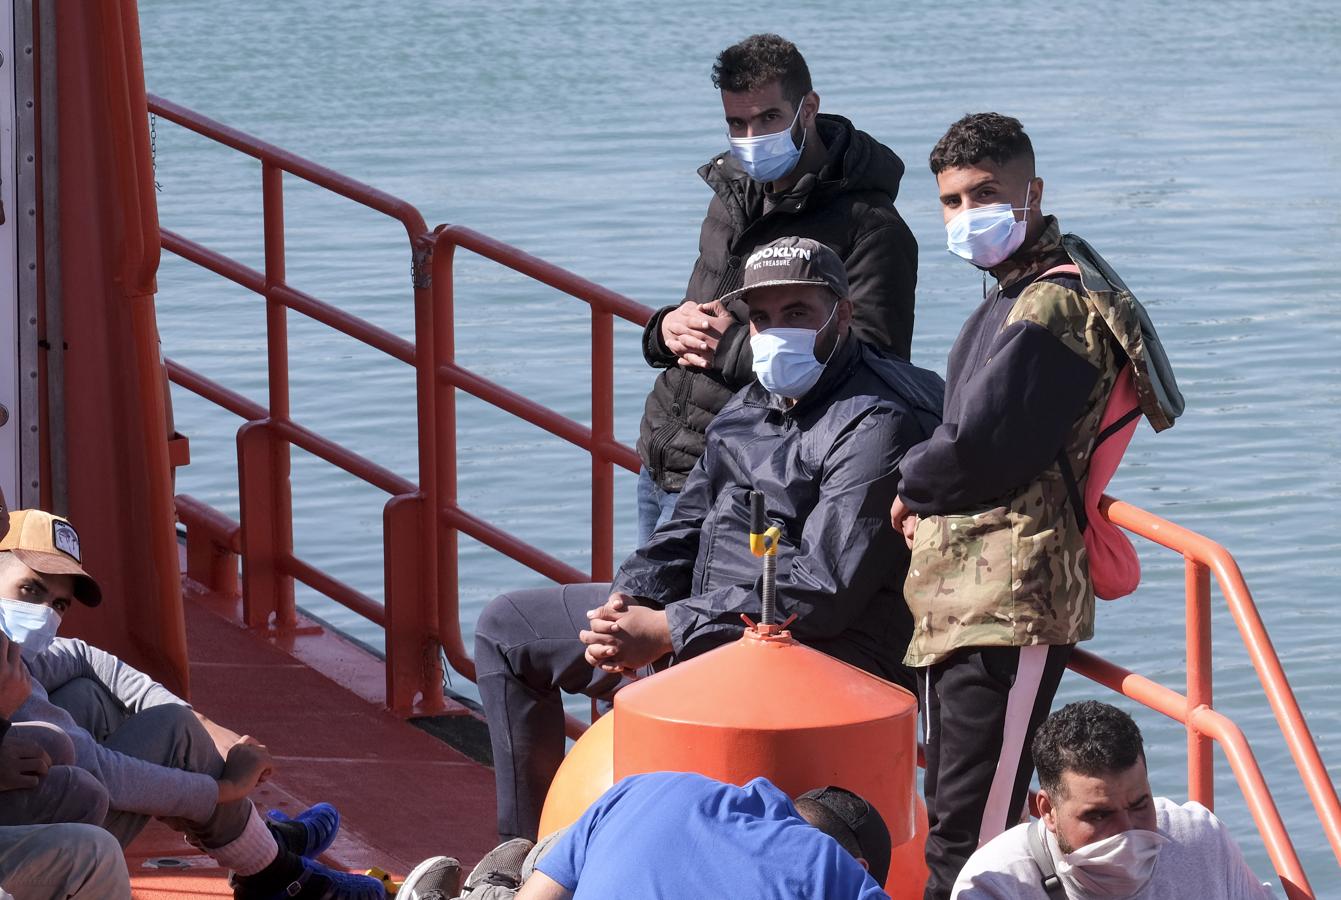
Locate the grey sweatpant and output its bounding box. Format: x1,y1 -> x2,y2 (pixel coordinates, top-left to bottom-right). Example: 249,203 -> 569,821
47,677 -> 252,850
474,583 -> 631,841
0,723 -> 110,827
0,822 -> 131,900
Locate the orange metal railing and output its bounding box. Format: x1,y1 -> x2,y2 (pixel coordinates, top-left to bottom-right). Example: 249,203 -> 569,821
146,96 -> 1336,898
148,94 -> 447,715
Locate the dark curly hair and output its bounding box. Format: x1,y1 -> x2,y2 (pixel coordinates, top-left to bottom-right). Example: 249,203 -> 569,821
712,34 -> 812,107
1033,701 -> 1146,798
929,112 -> 1034,175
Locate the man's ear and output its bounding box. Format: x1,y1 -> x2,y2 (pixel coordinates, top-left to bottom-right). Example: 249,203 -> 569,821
836,297 -> 853,332
1037,789 -> 1059,833
1030,176 -> 1045,214
856,857 -> 869,872
802,91 -> 821,127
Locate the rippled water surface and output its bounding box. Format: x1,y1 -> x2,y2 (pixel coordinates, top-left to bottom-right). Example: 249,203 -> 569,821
139,0 -> 1340,888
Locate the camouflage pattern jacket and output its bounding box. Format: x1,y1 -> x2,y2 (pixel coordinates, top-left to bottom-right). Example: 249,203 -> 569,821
897,219 -> 1120,667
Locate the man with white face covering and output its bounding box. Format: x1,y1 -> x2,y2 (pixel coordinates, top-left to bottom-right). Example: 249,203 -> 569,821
952,701 -> 1272,899
887,113 -> 1144,900
475,236 -> 943,842
0,510 -> 387,900
635,32 -> 919,545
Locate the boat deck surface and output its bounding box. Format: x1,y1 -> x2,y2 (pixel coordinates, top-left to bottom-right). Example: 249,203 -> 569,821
125,584 -> 499,898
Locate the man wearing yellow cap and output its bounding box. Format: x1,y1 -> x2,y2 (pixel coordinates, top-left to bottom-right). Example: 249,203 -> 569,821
0,509 -> 388,900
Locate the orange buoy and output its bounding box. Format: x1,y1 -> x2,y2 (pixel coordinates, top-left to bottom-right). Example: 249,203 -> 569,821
536,708 -> 615,838
613,626 -> 922,895
886,794 -> 930,900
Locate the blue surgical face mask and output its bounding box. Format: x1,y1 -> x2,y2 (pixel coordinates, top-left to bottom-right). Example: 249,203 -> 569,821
749,302 -> 839,398
728,102 -> 806,184
0,598 -> 62,658
945,183 -> 1033,268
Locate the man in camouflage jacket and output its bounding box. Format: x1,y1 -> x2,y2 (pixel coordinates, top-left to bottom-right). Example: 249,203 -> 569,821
889,114 -> 1122,900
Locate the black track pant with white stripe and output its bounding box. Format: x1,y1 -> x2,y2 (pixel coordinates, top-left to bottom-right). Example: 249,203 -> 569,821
918,643 -> 1073,900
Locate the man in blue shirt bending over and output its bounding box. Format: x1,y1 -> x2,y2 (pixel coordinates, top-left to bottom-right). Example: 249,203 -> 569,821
400,772 -> 893,899
518,773 -> 890,899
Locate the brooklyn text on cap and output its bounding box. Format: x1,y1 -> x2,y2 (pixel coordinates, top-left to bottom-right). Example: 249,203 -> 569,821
0,509 -> 102,606
717,236 -> 850,304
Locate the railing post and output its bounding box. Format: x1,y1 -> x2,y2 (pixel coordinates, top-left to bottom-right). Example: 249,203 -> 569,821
1186,557 -> 1214,808
590,307 -> 615,581
177,495 -> 240,597
383,493 -> 447,714
237,420 -> 294,628
237,161 -> 296,629
432,234 -> 473,680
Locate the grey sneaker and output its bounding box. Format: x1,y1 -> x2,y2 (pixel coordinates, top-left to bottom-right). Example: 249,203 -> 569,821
398,855 -> 461,900
463,838 -> 534,890
519,828 -> 568,883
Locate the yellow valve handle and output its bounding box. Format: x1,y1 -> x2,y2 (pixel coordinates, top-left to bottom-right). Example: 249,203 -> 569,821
750,525 -> 781,558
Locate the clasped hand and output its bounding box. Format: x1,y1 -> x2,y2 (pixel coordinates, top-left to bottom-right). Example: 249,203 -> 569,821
215,736 -> 274,806
579,593 -> 672,675
661,300 -> 735,369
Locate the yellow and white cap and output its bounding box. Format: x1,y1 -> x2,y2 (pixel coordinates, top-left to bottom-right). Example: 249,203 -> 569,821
0,510 -> 102,607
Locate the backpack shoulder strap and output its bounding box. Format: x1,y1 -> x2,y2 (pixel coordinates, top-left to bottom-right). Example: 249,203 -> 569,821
1037,263 -> 1081,280
1026,821 -> 1068,898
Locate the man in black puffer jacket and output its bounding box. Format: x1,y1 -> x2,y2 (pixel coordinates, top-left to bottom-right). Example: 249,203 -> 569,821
636,33 -> 918,541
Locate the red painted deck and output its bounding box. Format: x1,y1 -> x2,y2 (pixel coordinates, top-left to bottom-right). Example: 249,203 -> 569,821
126,584 -> 499,897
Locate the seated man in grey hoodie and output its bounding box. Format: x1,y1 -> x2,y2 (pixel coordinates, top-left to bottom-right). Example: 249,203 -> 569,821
0,626 -> 131,900
0,509 -> 386,900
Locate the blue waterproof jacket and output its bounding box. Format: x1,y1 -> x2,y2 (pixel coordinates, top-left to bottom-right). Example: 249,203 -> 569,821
614,337 -> 942,688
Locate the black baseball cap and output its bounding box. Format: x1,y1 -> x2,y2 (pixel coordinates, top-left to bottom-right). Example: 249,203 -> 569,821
796,786 -> 892,884
717,236 -> 848,303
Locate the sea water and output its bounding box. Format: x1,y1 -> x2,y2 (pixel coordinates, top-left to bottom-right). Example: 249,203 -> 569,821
139,0 -> 1340,889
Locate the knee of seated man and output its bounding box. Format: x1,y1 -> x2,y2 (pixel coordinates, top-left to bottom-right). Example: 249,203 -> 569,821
48,676 -> 119,724
42,766 -> 112,825
54,821 -> 127,873
475,591 -> 532,649
11,721 -> 77,766
128,703 -> 218,766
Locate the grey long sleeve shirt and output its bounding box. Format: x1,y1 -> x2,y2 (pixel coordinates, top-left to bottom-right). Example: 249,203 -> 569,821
13,637 -> 217,822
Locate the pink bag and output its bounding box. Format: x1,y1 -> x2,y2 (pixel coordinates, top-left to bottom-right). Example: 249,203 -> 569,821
1039,264 -> 1143,600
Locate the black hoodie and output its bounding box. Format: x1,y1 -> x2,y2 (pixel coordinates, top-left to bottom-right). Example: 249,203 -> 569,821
637,114 -> 919,492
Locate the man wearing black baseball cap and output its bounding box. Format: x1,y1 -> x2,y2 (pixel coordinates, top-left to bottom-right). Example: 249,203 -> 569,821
475,237 -> 945,842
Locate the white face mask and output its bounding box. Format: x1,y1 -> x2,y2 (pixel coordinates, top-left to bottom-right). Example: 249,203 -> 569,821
727,101 -> 806,184
945,183 -> 1033,268
749,302 -> 839,399
1052,824 -> 1169,899
0,598 -> 62,658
